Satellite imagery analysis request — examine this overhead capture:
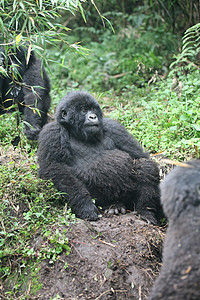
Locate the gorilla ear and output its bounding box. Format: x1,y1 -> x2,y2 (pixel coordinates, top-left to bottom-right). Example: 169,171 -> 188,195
62,110 -> 67,119
59,109 -> 70,124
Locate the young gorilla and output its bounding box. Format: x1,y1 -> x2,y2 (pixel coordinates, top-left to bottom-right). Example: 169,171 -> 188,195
38,91 -> 163,224
149,160 -> 200,299
0,45 -> 51,140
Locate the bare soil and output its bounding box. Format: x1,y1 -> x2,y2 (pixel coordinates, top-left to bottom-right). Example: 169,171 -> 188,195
37,214 -> 165,300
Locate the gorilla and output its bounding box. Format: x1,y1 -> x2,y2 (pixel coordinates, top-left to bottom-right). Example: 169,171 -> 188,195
38,91 -> 164,224
149,160 -> 200,299
0,45 -> 51,140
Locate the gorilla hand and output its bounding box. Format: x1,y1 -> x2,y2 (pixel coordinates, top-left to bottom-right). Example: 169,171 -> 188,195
76,201 -> 98,221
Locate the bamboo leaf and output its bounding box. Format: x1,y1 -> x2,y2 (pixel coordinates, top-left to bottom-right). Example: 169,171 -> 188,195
26,43 -> 32,65
15,33 -> 22,45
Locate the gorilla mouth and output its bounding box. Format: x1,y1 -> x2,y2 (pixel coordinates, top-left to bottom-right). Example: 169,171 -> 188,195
86,124 -> 99,127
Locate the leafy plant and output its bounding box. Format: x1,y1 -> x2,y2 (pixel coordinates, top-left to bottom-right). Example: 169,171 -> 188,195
107,71 -> 200,159
170,23 -> 200,75
0,151 -> 75,297
50,22 -> 178,95
0,0 -> 85,54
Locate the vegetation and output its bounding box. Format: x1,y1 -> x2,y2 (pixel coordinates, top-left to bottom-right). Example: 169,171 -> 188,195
0,0 -> 86,79
0,146 -> 75,297
0,0 -> 200,297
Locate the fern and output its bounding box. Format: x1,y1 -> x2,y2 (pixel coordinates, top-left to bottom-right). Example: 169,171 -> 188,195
170,23 -> 200,73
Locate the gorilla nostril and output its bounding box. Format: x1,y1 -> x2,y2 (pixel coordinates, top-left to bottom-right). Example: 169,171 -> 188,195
88,114 -> 97,120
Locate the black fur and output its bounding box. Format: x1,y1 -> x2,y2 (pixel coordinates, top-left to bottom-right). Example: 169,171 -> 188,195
149,160 -> 200,299
38,91 -> 163,223
0,45 -> 51,140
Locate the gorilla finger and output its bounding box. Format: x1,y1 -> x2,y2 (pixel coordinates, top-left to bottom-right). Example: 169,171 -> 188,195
114,208 -> 119,215
120,207 -> 126,214
107,208 -> 115,215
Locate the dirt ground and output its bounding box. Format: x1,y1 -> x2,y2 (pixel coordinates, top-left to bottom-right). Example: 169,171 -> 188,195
37,214 -> 165,300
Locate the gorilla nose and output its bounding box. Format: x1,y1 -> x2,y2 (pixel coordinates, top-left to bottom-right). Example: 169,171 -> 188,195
88,113 -> 97,120
86,112 -> 99,125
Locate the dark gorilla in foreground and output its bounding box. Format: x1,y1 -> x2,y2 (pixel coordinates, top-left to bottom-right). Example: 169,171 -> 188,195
0,45 -> 51,140
38,91 -> 163,224
149,160 -> 200,300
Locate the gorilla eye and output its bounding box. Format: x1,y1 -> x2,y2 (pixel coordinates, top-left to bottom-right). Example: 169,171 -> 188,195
62,110 -> 67,118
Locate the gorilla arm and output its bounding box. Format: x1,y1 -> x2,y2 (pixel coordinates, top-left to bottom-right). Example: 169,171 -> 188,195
103,118 -> 162,224
37,122 -> 98,220
103,118 -> 149,159
39,161 -> 98,220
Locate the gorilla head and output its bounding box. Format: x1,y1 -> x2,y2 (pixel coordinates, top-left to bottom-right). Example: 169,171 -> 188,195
56,91 -> 103,142
149,160 -> 200,300
160,160 -> 200,219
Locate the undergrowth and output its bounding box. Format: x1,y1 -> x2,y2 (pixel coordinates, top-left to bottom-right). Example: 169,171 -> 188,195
48,23 -> 178,95
107,72 -> 200,159
0,148 -> 75,298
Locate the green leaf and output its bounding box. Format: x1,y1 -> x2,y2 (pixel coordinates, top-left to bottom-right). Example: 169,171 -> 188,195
192,124 -> 200,131
15,33 -> 22,45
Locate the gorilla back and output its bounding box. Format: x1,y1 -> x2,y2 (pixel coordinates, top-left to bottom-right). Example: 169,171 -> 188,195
0,45 -> 51,140
38,91 -> 163,224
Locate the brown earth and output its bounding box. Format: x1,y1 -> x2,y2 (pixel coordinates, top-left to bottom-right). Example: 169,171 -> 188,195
37,214 -> 165,300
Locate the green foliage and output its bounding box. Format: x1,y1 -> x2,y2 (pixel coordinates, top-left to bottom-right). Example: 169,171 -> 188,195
0,0 -> 83,41
0,151 -> 75,296
50,23 -> 178,94
170,23 -> 200,75
107,71 -> 200,159
77,0 -> 200,36
0,112 -> 38,152
0,113 -> 20,145
4,262 -> 42,298
0,0 -> 86,77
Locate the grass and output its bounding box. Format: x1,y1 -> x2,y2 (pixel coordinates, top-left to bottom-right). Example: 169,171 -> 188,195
105,74 -> 200,159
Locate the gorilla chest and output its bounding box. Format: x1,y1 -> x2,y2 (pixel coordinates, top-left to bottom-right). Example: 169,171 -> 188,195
69,135 -> 115,164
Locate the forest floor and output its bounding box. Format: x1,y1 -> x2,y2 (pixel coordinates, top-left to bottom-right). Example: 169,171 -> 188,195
36,214 -> 165,300
1,146 -> 167,300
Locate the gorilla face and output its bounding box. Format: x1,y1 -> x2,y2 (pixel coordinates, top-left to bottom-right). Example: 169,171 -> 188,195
56,91 -> 103,142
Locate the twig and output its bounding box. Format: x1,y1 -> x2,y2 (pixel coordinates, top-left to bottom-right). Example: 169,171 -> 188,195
139,285 -> 142,300
69,242 -> 85,260
27,280 -> 32,295
0,217 -> 5,232
7,197 -> 19,212
112,72 -> 130,79
91,0 -> 105,27
161,159 -> 193,168
99,239 -> 117,248
95,289 -> 111,300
